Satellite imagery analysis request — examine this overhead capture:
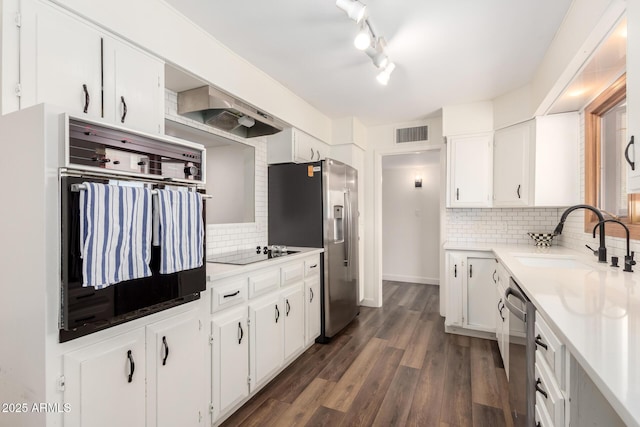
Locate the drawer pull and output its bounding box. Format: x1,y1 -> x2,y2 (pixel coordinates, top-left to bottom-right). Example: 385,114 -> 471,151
534,334 -> 548,350
309,263 -> 318,269
223,290 -> 241,298
535,378 -> 548,399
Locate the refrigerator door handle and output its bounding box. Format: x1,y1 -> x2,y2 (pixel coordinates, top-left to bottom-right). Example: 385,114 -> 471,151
344,189 -> 351,267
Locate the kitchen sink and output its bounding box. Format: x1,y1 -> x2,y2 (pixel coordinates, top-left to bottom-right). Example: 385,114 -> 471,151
512,254 -> 593,270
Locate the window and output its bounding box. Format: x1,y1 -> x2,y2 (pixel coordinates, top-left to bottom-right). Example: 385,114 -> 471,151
585,74 -> 640,238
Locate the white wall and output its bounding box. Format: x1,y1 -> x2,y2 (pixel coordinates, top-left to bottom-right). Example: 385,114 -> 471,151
382,164 -> 440,284
442,101 -> 493,136
493,84 -> 533,130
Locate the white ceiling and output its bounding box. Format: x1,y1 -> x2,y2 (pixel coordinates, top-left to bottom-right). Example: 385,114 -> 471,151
164,0 -> 573,126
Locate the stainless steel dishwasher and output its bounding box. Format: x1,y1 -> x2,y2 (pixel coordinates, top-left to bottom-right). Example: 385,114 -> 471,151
504,277 -> 536,427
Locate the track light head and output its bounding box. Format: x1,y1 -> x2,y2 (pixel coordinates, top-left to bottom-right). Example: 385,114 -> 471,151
336,0 -> 367,23
376,62 -> 396,85
354,24 -> 372,50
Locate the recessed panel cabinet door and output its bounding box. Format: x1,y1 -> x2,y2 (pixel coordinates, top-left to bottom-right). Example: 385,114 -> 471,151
26,3 -> 102,118
146,309 -> 205,427
305,276 -> 321,345
464,257 -> 496,332
447,133 -> 492,207
103,37 -> 164,134
63,329 -> 146,427
628,0 -> 640,192
283,283 -> 305,360
493,122 -> 532,206
249,294 -> 284,391
211,307 -> 249,422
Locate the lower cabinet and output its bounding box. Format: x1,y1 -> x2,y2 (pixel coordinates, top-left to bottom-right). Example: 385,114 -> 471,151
211,306 -> 249,421
283,283 -> 305,361
445,250 -> 496,333
146,309 -> 205,427
63,329 -> 147,427
305,276 -> 321,346
249,292 -> 284,390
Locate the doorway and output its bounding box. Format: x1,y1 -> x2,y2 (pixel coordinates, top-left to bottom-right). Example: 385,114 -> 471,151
381,151 -> 441,285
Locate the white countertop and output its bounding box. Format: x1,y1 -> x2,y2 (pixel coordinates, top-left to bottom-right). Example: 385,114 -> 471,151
445,242 -> 640,427
206,247 -> 324,282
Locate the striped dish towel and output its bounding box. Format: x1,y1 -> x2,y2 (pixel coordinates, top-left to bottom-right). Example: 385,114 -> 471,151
80,182 -> 152,289
154,189 -> 204,274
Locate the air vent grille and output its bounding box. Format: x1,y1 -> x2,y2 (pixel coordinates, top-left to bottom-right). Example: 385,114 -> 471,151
395,125 -> 428,144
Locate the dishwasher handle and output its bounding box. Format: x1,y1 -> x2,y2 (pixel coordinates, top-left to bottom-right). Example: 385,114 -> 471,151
504,287 -> 527,322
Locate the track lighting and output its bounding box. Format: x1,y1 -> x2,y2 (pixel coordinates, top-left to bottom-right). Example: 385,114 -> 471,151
376,62 -> 396,85
336,0 -> 367,23
336,1 -> 396,85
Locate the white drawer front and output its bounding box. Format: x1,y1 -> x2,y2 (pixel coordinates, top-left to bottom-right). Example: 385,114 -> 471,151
281,263 -> 304,287
212,278 -> 248,313
249,269 -> 281,298
535,315 -> 565,387
535,400 -> 555,427
535,360 -> 565,427
304,257 -> 321,277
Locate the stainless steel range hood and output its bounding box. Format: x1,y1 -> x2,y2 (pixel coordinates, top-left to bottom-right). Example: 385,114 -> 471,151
177,86 -> 283,138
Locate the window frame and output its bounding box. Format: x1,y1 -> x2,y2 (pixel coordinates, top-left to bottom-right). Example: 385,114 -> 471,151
584,73 -> 640,239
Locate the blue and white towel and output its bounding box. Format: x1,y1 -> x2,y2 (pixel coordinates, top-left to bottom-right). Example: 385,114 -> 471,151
154,189 -> 204,274
80,182 -> 152,289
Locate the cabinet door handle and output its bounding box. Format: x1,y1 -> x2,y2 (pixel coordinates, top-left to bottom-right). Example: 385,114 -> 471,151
161,336 -> 169,366
238,322 -> 244,344
127,350 -> 135,383
534,334 -> 548,350
492,270 -> 497,283
309,288 -> 314,303
517,184 -> 521,199
454,264 -> 457,278
286,299 -> 291,316
82,84 -> 90,114
120,96 -> 127,123
456,188 -> 460,201
625,136 -> 635,171
310,148 -> 315,159
469,264 -> 473,278
499,305 -> 505,321
275,304 -> 280,323
535,378 -> 548,399
223,290 -> 240,298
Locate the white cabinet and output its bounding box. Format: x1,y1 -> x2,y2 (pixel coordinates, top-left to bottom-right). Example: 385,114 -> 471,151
445,250 -> 496,333
495,262 -> 509,376
282,283 -> 305,361
63,329 -> 146,427
146,309 -> 205,427
211,306 -> 249,422
305,275 -> 321,346
493,114 -> 579,207
267,127 -> 329,164
628,0 -> 640,192
103,37 -> 164,134
493,122 -> 532,206
21,2 -> 164,134
446,133 -> 492,207
248,292 -> 284,390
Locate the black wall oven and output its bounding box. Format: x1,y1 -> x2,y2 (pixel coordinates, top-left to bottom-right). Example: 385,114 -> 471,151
59,118 -> 207,342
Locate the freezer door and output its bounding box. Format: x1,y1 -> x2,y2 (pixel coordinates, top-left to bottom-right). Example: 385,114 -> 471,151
323,160 -> 359,337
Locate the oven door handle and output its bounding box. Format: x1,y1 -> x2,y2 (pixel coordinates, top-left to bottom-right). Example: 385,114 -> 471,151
504,287 -> 527,322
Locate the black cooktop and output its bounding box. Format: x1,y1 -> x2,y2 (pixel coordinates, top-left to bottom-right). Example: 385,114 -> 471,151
207,249 -> 299,265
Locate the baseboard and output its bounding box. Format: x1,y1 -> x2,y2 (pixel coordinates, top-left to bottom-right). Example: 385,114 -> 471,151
444,324 -> 497,341
382,274 -> 439,285
359,298 -> 380,308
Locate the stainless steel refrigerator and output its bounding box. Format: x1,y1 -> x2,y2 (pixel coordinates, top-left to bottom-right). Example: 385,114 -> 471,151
268,158 -> 359,341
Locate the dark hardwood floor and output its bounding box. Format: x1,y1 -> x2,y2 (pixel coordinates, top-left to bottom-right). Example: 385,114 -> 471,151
221,281 -> 512,427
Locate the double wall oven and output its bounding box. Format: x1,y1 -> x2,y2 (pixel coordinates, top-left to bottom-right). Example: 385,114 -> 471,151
60,117 -> 207,342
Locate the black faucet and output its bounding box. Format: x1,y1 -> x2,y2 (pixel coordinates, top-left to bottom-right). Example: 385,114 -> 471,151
554,204 -> 607,263
592,219 -> 636,272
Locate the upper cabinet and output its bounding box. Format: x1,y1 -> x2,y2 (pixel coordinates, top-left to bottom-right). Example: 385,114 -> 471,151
493,113 -> 579,207
493,121 -> 532,207
628,2 -> 640,192
267,128 -> 329,164
20,2 -> 164,134
446,133 -> 493,207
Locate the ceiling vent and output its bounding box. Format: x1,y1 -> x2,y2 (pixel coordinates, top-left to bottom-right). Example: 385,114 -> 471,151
395,125 -> 429,144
